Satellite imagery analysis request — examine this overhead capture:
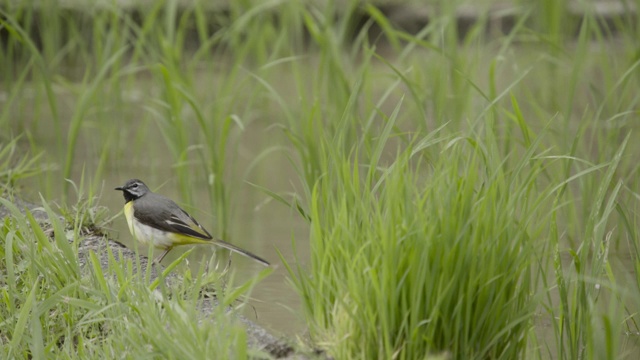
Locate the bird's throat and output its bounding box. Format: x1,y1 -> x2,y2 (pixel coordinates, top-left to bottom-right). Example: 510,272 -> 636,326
123,201 -> 135,236
123,191 -> 136,203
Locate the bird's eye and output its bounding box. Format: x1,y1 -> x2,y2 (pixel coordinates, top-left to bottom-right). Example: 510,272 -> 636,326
132,183 -> 139,188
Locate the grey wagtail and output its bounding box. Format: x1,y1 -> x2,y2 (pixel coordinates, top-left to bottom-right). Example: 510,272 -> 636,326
115,179 -> 269,266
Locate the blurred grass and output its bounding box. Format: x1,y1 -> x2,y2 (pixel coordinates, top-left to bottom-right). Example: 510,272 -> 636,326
1,0 -> 640,358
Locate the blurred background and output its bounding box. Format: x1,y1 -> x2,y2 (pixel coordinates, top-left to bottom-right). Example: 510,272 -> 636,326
2,0 -> 639,358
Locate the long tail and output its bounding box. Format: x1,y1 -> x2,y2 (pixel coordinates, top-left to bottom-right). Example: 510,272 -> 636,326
210,238 -> 270,266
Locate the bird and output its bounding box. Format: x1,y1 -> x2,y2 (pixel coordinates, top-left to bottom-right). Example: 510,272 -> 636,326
115,178 -> 269,266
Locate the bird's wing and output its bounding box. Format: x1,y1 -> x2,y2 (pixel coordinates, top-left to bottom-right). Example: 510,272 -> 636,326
166,207 -> 213,240
134,194 -> 269,266
134,194 -> 213,240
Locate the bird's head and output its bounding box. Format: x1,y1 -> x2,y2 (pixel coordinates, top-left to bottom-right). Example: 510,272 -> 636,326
115,179 -> 150,203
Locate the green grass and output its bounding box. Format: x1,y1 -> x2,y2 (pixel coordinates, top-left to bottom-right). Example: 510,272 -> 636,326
1,0 -> 640,358
0,137 -> 43,191
290,123 -> 539,358
0,195 -> 266,359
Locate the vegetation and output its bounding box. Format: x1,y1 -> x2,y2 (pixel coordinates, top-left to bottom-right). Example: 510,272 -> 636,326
0,194 -> 261,358
1,0 -> 639,359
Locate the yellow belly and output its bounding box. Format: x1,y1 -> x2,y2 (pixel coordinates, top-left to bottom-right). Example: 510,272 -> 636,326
123,202 -> 209,249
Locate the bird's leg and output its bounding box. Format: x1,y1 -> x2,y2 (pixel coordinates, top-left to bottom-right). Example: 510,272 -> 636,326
153,247 -> 172,264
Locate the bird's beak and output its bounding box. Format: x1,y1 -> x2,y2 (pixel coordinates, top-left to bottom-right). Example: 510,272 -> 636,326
115,186 -> 124,191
